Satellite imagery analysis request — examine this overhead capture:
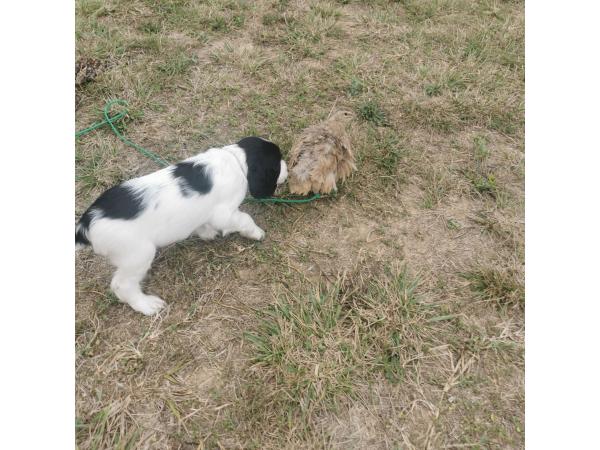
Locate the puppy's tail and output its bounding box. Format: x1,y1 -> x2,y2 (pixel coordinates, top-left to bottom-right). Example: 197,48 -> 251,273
75,215 -> 91,250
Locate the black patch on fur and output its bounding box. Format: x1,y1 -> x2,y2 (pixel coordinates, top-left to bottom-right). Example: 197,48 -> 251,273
89,184 -> 145,219
237,137 -> 282,199
173,162 -> 213,197
75,183 -> 145,245
75,217 -> 90,246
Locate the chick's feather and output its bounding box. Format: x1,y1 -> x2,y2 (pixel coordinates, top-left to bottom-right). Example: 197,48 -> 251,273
288,112 -> 356,195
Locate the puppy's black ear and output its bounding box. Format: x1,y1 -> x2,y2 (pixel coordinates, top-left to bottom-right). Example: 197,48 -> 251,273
238,137 -> 282,198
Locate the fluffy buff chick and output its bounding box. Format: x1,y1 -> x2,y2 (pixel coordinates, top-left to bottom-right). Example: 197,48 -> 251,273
288,110 -> 356,195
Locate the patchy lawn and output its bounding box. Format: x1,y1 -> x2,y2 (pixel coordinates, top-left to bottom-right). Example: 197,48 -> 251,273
75,0 -> 524,448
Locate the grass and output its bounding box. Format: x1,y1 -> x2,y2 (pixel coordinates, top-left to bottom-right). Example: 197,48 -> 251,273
470,172 -> 498,197
76,0 -> 524,448
75,143 -> 122,195
372,129 -> 405,176
464,266 -> 525,310
425,82 -> 443,97
236,265 -> 509,446
474,134 -> 490,161
358,100 -> 387,126
156,51 -> 197,77
398,0 -> 442,23
348,77 -> 365,96
421,167 -> 452,209
245,269 -> 422,407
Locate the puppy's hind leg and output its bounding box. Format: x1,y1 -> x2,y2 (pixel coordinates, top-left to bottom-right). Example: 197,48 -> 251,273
195,223 -> 219,241
109,242 -> 166,315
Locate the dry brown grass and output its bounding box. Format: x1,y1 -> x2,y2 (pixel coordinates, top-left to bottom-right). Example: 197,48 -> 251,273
76,0 -> 524,448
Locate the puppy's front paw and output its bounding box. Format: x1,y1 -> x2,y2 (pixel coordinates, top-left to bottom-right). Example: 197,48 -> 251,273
243,226 -> 265,241
131,295 -> 166,316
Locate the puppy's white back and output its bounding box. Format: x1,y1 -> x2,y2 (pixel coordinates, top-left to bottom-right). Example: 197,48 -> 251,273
89,146 -> 247,255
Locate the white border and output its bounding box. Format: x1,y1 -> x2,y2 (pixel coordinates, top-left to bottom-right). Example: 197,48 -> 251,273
0,2 -> 74,448
526,1 -> 600,448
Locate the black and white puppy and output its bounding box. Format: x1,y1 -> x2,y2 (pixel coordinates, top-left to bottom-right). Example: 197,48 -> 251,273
76,137 -> 288,315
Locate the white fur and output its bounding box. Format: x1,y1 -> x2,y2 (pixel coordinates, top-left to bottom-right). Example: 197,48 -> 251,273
79,144 -> 287,315
277,157 -> 288,185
